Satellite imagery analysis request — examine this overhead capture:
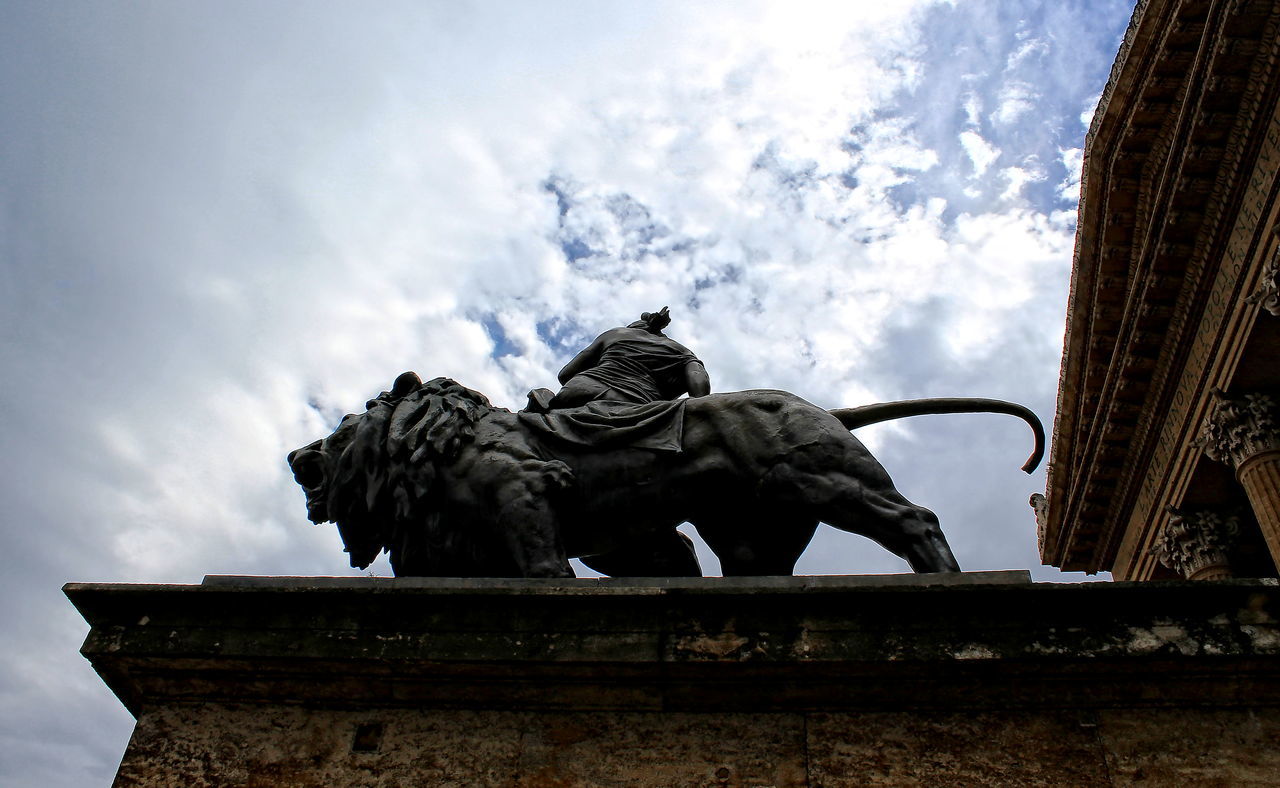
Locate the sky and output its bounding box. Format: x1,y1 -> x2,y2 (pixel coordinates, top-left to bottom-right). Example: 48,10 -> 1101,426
0,1 -> 1136,784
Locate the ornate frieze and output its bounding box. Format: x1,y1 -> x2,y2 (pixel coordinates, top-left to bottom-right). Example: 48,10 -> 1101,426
1200,390 -> 1280,468
1151,507 -> 1238,580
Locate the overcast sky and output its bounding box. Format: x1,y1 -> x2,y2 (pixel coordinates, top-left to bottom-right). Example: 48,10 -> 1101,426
1,2 -> 1135,784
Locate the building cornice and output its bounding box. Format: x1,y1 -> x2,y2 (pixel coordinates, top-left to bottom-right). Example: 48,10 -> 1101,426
1046,0 -> 1280,572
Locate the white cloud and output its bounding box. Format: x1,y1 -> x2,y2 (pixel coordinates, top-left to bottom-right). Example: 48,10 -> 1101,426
999,161 -> 1047,201
1058,147 -> 1085,202
959,130 -> 1001,175
1080,90 -> 1103,128
1006,36 -> 1050,69
991,80 -> 1040,126
962,91 -> 983,126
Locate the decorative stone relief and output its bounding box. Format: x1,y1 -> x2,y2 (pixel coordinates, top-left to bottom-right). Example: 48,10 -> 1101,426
1199,389 -> 1280,468
1030,493 -> 1049,554
1151,507 -> 1238,580
1244,247 -> 1280,317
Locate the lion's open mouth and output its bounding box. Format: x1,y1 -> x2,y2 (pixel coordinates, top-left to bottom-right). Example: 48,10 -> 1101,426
336,520 -> 382,569
345,547 -> 380,570
288,446 -> 330,524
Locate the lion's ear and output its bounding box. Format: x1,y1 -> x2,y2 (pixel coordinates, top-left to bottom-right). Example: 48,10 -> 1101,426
392,371 -> 422,397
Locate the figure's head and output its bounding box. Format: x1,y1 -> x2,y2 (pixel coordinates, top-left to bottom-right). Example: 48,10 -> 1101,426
629,305 -> 671,334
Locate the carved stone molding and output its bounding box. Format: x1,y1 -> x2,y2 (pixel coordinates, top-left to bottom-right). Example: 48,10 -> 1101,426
1151,507 -> 1238,580
1244,248 -> 1280,316
1030,493 -> 1049,554
1200,390 -> 1280,468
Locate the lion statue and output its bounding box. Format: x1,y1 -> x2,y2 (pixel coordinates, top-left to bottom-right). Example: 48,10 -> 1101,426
288,373 -> 1043,578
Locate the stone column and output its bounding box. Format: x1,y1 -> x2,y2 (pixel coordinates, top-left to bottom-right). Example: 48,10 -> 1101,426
1200,390 -> 1280,568
1151,507 -> 1238,581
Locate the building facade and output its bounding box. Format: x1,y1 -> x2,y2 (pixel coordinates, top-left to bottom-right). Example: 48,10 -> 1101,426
1042,0 -> 1280,581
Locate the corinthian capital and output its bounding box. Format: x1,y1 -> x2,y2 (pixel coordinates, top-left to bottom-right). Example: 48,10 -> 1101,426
1199,390 -> 1280,468
1151,507 -> 1238,580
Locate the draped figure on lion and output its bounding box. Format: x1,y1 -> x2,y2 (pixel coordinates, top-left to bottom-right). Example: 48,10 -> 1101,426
289,308 -> 1043,578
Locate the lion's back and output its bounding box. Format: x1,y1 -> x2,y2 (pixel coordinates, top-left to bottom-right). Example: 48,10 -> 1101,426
684,389 -> 843,430
447,391 -> 855,501
680,389 -> 854,467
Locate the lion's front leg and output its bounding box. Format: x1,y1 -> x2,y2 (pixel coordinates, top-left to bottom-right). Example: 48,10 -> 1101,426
489,458 -> 576,578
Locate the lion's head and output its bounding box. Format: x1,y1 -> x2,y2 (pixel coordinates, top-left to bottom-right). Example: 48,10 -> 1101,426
287,373 -> 493,569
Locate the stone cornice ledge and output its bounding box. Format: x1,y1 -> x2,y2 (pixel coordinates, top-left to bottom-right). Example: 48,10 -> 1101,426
66,573 -> 1280,717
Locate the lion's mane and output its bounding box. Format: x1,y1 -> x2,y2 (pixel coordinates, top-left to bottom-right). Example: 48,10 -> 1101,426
294,374 -> 494,568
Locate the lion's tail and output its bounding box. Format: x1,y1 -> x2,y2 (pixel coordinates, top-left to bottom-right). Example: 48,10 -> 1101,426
829,398 -> 1046,474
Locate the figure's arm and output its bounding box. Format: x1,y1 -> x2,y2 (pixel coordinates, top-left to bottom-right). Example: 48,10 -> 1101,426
557,332 -> 611,384
684,360 -> 710,397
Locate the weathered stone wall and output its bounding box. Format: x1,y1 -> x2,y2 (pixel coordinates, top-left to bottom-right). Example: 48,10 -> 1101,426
116,705 -> 1280,787
67,574 -> 1280,787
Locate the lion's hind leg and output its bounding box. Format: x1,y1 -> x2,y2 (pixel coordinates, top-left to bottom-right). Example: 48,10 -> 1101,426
761,453 -> 961,574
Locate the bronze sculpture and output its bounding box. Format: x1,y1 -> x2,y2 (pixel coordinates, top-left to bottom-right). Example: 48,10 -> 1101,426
546,306 -> 710,408
289,309 -> 1044,577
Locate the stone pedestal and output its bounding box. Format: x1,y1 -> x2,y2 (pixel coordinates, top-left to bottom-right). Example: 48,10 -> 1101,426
67,573 -> 1280,787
